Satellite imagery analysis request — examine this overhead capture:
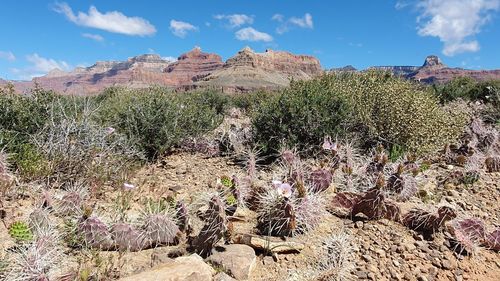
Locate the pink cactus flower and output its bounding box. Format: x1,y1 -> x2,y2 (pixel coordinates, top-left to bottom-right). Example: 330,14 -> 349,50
123,183 -> 136,191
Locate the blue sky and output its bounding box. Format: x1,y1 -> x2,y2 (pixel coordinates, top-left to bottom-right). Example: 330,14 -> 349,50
0,0 -> 499,80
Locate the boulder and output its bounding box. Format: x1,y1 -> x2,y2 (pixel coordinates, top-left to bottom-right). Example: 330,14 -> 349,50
119,254 -> 215,281
206,244 -> 256,280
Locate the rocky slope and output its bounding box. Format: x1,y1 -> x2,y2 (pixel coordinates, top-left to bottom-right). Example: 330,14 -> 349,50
195,47 -> 323,93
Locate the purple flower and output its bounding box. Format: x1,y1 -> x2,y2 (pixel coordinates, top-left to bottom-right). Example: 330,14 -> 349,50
105,127 -> 116,135
272,180 -> 292,198
123,183 -> 136,191
322,136 -> 337,151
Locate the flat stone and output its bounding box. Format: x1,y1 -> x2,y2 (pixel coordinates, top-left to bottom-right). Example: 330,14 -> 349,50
120,254 -> 214,281
207,244 -> 256,280
355,270 -> 369,279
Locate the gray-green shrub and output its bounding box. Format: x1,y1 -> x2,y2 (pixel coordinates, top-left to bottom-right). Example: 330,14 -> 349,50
97,87 -> 224,159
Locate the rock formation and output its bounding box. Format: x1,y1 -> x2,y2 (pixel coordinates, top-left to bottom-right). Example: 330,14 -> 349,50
164,47 -> 224,86
195,47 -> 322,93
369,55 -> 500,83
3,47 -> 323,94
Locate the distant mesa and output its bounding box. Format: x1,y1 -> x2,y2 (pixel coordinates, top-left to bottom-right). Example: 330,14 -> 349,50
329,65 -> 357,72
194,47 -> 323,92
368,55 -> 500,83
2,51 -> 500,95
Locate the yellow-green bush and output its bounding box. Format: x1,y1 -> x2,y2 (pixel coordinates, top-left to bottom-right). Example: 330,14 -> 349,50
338,71 -> 468,154
252,71 -> 468,155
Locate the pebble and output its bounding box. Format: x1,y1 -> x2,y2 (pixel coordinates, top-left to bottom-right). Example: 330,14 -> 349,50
417,276 -> 429,281
374,249 -> 386,258
355,221 -> 364,229
362,255 -> 372,262
355,270 -> 369,279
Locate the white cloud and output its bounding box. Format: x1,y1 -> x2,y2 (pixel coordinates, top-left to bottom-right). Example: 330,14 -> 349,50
11,54 -> 71,80
271,14 -> 284,22
275,13 -> 314,34
0,51 -> 15,61
169,20 -> 198,38
214,14 -> 254,28
395,1 -> 410,10
53,2 -> 156,36
27,53 -> 70,73
82,33 -> 104,42
289,13 -> 313,29
235,27 -> 273,42
416,0 -> 499,56
162,56 -> 178,62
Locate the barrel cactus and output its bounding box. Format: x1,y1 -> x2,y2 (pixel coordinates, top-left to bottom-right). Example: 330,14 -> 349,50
8,221 -> 33,243
403,206 -> 457,239
448,218 -> 485,255
77,216 -> 114,250
110,222 -> 145,252
309,168 -> 333,193
138,203 -> 180,248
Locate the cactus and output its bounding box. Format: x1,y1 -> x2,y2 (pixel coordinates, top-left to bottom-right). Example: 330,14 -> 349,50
257,195 -> 296,237
403,154 -> 419,175
484,228 -> 500,251
77,216 -> 114,250
330,192 -> 362,217
28,207 -> 51,231
220,175 -> 233,189
6,228 -> 60,281
315,231 -> 354,281
309,169 -> 333,193
110,222 -> 145,252
350,187 -> 387,220
448,218 -> 485,255
8,221 -> 33,243
386,164 -> 417,201
294,190 -> 326,233
402,206 -> 457,239
485,156 -> 500,172
57,183 -> 89,216
191,196 -> 228,257
138,203 -> 180,248
175,200 -> 190,234
366,145 -> 388,175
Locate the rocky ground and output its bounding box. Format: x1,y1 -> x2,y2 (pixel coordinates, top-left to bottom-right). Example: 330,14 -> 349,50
1,112 -> 499,281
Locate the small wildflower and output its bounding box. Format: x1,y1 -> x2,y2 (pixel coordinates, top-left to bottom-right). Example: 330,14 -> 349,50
123,183 -> 136,191
105,127 -> 116,134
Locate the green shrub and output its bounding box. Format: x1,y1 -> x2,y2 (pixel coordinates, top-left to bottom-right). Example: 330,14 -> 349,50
11,143 -> 51,180
229,91 -> 274,113
97,87 -> 224,159
433,77 -> 500,103
252,72 -> 468,155
252,78 -> 350,154
0,88 -> 58,174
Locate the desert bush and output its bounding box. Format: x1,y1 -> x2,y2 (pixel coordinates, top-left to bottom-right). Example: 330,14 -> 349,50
33,100 -> 142,187
338,71 -> 468,154
433,77 -> 500,103
252,78 -> 350,154
252,71 -> 468,155
97,87 -> 224,159
229,91 -> 274,113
